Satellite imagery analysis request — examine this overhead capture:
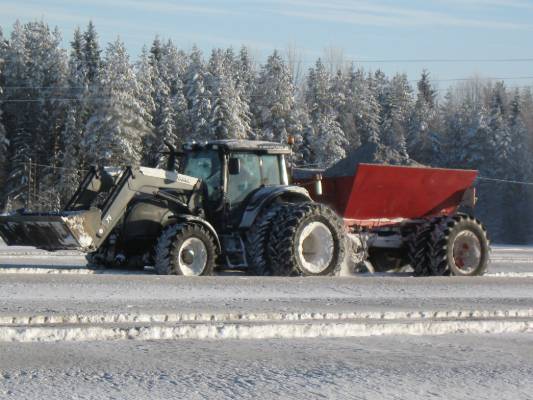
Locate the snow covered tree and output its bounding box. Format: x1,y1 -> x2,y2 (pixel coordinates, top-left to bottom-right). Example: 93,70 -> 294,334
160,40 -> 190,147
408,70 -> 440,164
58,28 -> 88,202
1,21 -> 68,210
508,90 -> 530,180
252,50 -> 298,143
312,113 -> 348,168
0,27 -> 9,208
345,68 -> 381,147
379,73 -> 413,158
185,46 -> 211,140
136,47 -> 157,165
206,49 -> 249,140
84,38 -> 152,166
487,82 -> 512,177
83,21 -> 100,84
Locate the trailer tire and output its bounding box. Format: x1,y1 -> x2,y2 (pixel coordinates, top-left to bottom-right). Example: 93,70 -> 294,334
407,221 -> 435,277
154,222 -> 216,276
429,215 -> 489,276
245,203 -> 288,276
268,202 -> 346,277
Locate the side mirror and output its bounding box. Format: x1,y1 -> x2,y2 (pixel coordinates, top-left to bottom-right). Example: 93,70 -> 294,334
228,158 -> 241,175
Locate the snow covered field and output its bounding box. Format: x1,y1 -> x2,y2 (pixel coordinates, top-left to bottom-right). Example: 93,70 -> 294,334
1,335 -> 532,399
0,243 -> 533,398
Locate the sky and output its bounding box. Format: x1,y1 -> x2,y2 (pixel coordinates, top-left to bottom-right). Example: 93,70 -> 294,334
1,0 -> 532,89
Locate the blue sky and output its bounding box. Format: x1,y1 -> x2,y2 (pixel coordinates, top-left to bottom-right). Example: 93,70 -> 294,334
1,0 -> 532,88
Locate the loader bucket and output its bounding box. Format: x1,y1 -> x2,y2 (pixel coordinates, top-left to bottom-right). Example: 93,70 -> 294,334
296,163 -> 478,227
0,208 -> 101,251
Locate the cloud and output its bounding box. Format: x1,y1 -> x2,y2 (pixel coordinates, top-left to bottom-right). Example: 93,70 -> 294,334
435,0 -> 533,10
266,0 -> 532,30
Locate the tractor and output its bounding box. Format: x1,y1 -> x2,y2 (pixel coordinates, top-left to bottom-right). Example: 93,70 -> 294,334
0,139 -> 490,277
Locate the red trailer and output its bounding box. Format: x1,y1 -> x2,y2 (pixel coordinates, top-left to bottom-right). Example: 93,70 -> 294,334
293,163 -> 489,276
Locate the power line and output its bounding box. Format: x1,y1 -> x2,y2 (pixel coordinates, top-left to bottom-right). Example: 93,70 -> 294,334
477,176 -> 533,186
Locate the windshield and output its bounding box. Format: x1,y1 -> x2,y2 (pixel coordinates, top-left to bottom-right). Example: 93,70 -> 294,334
182,149 -> 221,198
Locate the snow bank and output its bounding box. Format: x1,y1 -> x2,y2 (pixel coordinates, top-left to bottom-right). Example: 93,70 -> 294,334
1,317 -> 531,343
1,308 -> 531,342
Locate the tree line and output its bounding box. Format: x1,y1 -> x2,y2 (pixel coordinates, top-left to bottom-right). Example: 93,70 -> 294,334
0,20 -> 532,242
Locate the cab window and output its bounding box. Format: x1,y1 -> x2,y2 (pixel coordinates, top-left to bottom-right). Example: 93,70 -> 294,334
260,155 -> 281,186
227,153 -> 261,204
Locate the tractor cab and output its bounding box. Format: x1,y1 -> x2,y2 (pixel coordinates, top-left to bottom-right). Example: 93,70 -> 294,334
180,140 -> 292,228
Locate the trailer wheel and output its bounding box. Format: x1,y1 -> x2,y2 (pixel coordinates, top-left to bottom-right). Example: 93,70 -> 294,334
268,202 -> 346,277
154,222 -> 216,276
406,221 -> 435,277
245,203 -> 288,276
429,215 -> 489,276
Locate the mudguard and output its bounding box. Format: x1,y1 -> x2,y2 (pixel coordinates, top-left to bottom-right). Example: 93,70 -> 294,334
239,185 -> 311,229
170,214 -> 222,253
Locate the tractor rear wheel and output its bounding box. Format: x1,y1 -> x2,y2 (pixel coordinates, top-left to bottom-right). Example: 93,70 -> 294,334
245,203 -> 288,276
154,222 -> 216,276
429,215 -> 489,276
268,202 -> 346,276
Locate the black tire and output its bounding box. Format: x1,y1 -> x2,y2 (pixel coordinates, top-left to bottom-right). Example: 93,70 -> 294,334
406,220 -> 436,277
268,202 -> 346,277
245,203 -> 288,276
429,214 -> 490,276
85,251 -> 106,269
154,222 -> 217,276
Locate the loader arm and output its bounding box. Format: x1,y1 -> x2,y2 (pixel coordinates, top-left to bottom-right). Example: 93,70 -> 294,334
91,167 -> 199,248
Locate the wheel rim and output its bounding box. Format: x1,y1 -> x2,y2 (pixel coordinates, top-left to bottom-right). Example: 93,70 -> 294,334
177,237 -> 208,276
297,221 -> 334,274
452,231 -> 481,274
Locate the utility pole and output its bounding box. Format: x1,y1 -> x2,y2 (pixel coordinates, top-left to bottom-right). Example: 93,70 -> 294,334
27,157 -> 32,210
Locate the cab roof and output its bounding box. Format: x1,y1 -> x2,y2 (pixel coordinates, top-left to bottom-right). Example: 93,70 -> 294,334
184,139 -> 292,155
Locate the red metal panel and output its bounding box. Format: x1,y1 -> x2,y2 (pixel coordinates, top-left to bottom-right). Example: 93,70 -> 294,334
294,163 -> 478,228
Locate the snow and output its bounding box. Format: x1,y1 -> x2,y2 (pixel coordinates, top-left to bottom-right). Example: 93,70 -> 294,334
1,334 -> 532,399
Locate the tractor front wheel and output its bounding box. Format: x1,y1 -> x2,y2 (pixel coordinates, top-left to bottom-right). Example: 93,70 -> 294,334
154,222 -> 217,276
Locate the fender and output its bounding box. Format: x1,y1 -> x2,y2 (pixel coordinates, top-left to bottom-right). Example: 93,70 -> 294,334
239,185 -> 312,229
171,214 -> 222,254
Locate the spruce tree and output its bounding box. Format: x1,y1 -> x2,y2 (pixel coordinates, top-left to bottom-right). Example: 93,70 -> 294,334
185,46 -> 211,140
252,50 -> 298,143
84,38 -> 151,166
408,70 -> 440,164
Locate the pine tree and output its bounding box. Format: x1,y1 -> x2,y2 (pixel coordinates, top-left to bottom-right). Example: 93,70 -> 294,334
2,21 -> 68,210
252,50 -> 298,143
207,49 -> 249,140
487,82 -> 512,177
312,113 -> 348,168
161,40 -> 190,147
83,21 -> 101,84
58,28 -> 88,202
347,69 -> 381,146
305,58 -> 331,122
380,73 -> 413,157
185,46 -> 211,140
136,47 -> 157,165
0,27 -> 9,208
408,70 -> 440,164
84,38 -> 151,166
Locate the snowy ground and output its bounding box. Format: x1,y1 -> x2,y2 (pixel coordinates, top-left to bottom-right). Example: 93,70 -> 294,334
0,243 -> 533,398
1,335 -> 532,399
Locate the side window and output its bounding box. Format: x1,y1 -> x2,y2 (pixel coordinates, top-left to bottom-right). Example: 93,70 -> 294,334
260,155 -> 281,186
227,153 -> 261,204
